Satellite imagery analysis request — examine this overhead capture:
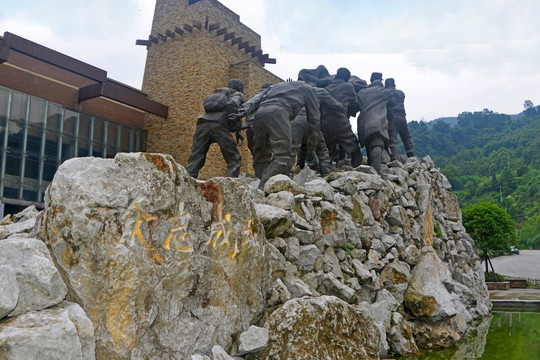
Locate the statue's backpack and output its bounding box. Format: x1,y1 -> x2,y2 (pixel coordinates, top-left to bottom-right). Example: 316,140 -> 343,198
203,88 -> 230,113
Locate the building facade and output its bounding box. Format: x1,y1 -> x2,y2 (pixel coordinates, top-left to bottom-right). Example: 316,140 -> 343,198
0,32 -> 168,212
139,0 -> 282,180
0,0 -> 282,214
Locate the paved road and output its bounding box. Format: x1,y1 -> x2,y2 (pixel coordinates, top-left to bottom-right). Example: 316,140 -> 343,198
490,250 -> 540,279
489,288 -> 540,300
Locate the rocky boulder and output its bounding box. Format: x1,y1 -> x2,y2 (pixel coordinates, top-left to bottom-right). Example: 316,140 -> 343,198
0,301 -> 95,360
253,296 -> 379,360
404,247 -> 456,322
0,237 -> 67,317
37,153 -> 270,360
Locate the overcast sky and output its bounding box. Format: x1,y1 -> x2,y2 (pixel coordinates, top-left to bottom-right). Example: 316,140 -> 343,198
1,0 -> 539,121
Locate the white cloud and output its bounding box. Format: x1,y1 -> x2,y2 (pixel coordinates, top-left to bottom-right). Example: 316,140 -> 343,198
0,0 -> 154,88
1,0 -> 539,120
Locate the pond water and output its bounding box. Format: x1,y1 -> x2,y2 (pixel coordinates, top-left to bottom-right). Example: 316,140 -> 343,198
407,311 -> 540,360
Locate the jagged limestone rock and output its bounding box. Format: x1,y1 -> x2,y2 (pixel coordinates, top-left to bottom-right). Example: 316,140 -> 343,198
255,296 -> 379,360
294,245 -> 321,272
361,289 -> 399,331
379,260 -> 411,303
319,247 -> 344,279
404,248 -> 457,322
255,204 -> 293,238
0,238 -> 67,317
266,279 -> 291,307
402,244 -> 420,265
0,206 -> 40,240
0,266 -> 19,318
37,154 -> 269,360
387,312 -> 418,355
413,322 -> 460,348
18,151 -> 490,359
191,355 -> 211,360
265,191 -> 295,210
264,174 -> 306,196
237,325 -> 268,356
282,277 -> 313,299
212,345 -> 235,360
0,301 -> 95,360
317,273 -> 357,304
292,167 -> 319,187
304,178 -> 335,201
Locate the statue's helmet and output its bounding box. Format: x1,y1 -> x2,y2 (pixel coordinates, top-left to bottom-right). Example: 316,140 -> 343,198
370,72 -> 383,83
228,79 -> 245,93
336,67 -> 351,82
385,78 -> 396,88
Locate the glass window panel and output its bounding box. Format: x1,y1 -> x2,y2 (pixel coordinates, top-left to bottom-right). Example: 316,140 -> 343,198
29,98 -> 46,128
79,114 -> 91,139
106,123 -> 117,148
119,126 -> 130,151
43,161 -> 57,182
2,183 -> 19,199
134,130 -> 141,151
77,139 -> 89,157
7,120 -> 24,155
26,126 -> 42,157
106,146 -> 116,159
92,143 -> 103,158
93,117 -> 104,143
0,118 -> 6,152
23,189 -> 38,202
5,153 -> 22,177
61,135 -> 75,163
24,157 -> 40,181
0,87 -> 9,116
0,88 -> 9,139
44,130 -> 59,162
47,103 -> 61,131
9,92 -> 26,122
63,109 -> 77,135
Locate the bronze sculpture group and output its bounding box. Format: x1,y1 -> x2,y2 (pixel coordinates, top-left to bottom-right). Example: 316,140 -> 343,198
186,66 -> 415,189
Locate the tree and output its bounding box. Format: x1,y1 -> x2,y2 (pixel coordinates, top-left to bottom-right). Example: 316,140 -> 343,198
462,202 -> 517,274
523,100 -> 537,116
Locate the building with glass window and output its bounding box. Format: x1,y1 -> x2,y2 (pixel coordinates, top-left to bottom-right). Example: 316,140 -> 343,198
0,32 -> 168,214
1,0 -> 282,216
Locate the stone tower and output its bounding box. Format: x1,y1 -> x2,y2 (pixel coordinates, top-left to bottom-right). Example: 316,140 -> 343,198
140,0 -> 281,179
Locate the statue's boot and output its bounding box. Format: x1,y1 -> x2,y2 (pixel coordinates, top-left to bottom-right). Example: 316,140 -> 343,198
227,161 -> 241,177
351,148 -> 363,167
389,144 -> 399,161
368,145 -> 385,178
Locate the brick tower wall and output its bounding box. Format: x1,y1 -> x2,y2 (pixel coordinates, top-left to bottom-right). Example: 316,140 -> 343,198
142,0 -> 281,179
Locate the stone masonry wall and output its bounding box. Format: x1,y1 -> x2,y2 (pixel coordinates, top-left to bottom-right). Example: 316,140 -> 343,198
151,0 -> 262,49
142,0 -> 281,180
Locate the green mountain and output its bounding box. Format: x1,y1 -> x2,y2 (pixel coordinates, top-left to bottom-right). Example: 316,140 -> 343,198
427,116 -> 458,127
407,108 -> 540,249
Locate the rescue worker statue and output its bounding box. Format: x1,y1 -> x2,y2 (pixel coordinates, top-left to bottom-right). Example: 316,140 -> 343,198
186,79 -> 245,178
231,81 -> 321,190
385,78 -> 415,160
323,67 -> 363,167
290,86 -> 339,176
357,72 -> 395,177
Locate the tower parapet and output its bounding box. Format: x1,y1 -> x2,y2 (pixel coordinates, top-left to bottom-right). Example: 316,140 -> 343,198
139,0 -> 281,179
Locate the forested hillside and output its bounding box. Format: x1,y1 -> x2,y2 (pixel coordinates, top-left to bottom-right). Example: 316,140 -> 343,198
407,107 -> 540,249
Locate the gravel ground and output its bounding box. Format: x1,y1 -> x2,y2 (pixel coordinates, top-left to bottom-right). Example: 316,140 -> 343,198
490,250 -> 540,279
